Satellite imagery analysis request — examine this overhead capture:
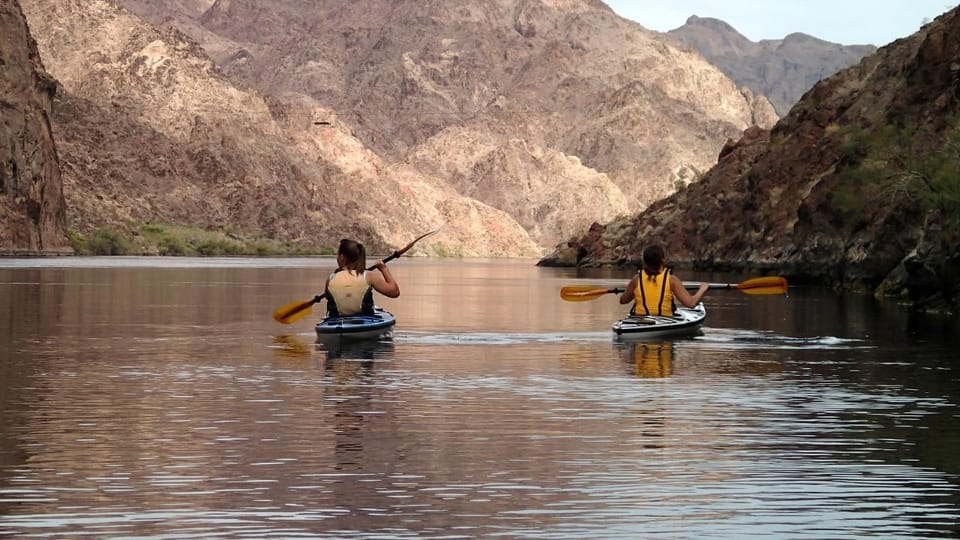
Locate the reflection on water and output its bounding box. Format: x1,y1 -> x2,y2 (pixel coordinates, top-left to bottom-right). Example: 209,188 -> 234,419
1,258 -> 959,538
270,334 -> 313,359
319,336 -> 396,361
623,341 -> 674,378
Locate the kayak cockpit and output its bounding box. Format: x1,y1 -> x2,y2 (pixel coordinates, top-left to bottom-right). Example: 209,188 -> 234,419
613,303 -> 705,340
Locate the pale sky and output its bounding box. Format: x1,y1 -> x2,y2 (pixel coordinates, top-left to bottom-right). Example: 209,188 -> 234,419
604,0 -> 957,46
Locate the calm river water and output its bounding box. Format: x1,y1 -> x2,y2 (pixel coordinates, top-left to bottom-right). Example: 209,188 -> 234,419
1,257 -> 958,539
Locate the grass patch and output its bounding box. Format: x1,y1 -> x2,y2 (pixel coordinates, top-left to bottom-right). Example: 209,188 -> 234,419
67,223 -> 448,258
140,224 -> 283,256
68,223 -> 335,256
85,228 -> 132,255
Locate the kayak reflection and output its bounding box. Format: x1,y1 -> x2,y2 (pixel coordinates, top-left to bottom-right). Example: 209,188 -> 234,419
624,340 -> 674,378
316,336 -> 395,361
318,338 -> 395,473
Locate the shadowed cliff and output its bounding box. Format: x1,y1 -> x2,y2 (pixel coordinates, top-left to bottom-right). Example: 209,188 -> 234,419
0,0 -> 68,254
542,7 -> 960,312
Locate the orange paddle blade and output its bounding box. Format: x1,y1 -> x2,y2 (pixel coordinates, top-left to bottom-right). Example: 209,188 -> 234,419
273,298 -> 317,324
735,276 -> 789,295
560,286 -> 622,302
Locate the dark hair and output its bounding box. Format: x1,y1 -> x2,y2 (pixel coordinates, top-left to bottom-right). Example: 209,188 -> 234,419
338,239 -> 366,273
641,245 -> 665,282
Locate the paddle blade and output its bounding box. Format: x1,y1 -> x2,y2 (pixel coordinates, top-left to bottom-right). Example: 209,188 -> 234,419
273,298 -> 317,324
560,286 -> 622,302
735,276 -> 788,295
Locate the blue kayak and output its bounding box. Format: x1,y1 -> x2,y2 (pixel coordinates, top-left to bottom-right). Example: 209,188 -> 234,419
315,307 -> 396,341
612,303 -> 706,340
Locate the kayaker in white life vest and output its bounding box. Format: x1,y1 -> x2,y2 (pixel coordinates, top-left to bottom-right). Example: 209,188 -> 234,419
618,245 -> 709,316
322,239 -> 400,317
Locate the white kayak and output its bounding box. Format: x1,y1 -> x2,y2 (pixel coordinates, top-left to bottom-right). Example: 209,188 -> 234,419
612,303 -> 706,340
315,307 -> 396,341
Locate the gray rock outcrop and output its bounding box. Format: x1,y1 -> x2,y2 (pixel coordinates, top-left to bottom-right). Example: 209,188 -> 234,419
668,15 -> 876,116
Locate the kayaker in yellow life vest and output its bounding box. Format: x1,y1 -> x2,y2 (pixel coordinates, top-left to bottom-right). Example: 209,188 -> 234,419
322,239 -> 400,317
618,245 -> 709,316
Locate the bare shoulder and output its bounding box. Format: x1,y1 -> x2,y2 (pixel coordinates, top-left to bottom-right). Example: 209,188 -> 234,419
669,273 -> 687,290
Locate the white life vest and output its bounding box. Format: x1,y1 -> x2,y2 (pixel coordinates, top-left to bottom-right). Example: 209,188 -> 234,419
327,270 -> 371,316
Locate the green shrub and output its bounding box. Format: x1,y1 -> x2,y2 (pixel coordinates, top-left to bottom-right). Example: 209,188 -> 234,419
252,242 -> 275,256
158,235 -> 189,256
196,239 -> 244,256
911,127 -> 960,217
833,116 -> 960,231
88,229 -> 130,255
66,229 -> 87,254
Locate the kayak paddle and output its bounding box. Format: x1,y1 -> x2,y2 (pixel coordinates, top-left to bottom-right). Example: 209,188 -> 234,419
691,276 -> 789,295
366,224 -> 443,270
560,286 -> 625,301
560,276 -> 788,302
272,225 -> 444,324
273,295 -> 325,324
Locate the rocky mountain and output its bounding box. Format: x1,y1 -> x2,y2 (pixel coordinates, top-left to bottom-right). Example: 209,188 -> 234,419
541,8 -> 960,311
0,0 -> 68,254
668,15 -> 876,116
113,0 -> 774,246
18,0 -> 543,257
6,0 -> 778,258
205,0 -> 779,204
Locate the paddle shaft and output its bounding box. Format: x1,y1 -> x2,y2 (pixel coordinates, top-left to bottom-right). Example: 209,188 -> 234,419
578,284 -> 749,295
560,276 -> 787,302
686,282 -> 736,290
366,225 -> 442,271
368,250 -> 400,270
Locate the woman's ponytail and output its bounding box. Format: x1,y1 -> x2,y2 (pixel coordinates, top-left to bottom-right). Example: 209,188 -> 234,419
338,239 -> 367,273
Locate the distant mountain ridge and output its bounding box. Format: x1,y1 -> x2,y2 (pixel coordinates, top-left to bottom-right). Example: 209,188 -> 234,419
668,15 -> 876,116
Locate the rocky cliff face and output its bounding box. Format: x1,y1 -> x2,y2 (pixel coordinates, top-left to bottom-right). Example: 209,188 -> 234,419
7,0 -> 778,257
668,16 -> 876,116
18,0 -> 541,257
543,8 -> 960,311
115,0 -> 777,246
0,0 -> 68,253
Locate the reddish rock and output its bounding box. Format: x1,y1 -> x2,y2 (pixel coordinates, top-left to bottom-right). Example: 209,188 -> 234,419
0,0 -> 68,253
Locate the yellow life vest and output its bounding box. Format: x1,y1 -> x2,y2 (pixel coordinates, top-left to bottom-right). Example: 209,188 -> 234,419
634,268 -> 674,316
327,270 -> 371,316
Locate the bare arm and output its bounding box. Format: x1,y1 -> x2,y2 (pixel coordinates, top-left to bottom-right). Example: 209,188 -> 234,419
366,260 -> 400,298
671,275 -> 708,308
619,275 -> 639,304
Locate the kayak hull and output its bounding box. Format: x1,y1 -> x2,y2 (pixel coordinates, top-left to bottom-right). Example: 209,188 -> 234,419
613,303 -> 705,340
315,308 -> 396,341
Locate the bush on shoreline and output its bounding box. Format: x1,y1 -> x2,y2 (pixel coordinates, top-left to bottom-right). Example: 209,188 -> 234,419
66,223 -> 334,257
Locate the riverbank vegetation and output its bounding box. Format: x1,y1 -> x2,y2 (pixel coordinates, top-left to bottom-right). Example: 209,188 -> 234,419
834,116 -> 960,233
67,223 -> 333,257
